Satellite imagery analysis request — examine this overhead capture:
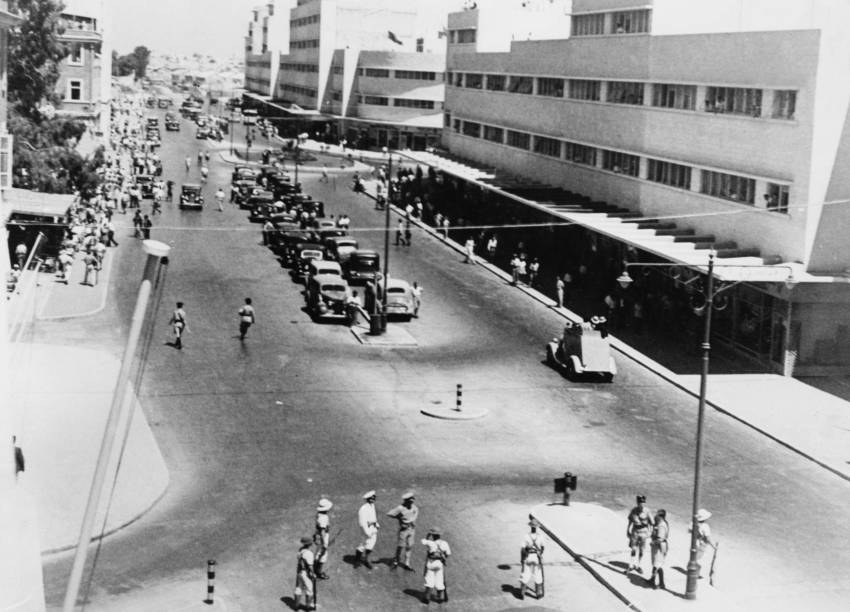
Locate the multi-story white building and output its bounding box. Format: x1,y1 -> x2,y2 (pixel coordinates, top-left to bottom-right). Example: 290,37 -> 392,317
244,0 -> 462,149
54,0 -> 112,138
441,0 -> 850,374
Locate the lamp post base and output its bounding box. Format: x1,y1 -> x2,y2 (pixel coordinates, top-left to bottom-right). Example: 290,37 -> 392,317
684,559 -> 701,599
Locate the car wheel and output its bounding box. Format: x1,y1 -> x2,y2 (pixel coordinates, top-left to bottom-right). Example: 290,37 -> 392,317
565,358 -> 576,379
546,345 -> 556,366
602,372 -> 614,383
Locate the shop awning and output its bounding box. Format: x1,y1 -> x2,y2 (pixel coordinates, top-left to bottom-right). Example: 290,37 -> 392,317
341,114 -> 444,130
400,151 -> 825,285
4,188 -> 74,219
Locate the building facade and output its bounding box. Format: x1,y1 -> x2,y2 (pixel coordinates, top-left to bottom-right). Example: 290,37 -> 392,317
54,0 -> 112,138
244,0 -> 462,149
441,0 -> 850,374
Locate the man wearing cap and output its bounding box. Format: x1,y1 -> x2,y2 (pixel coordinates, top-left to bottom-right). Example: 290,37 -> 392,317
691,508 -> 718,578
421,527 -> 451,604
294,536 -> 316,611
313,498 -> 333,580
650,509 -> 669,589
626,495 -> 653,573
355,490 -> 379,569
519,517 -> 545,600
387,491 -> 419,571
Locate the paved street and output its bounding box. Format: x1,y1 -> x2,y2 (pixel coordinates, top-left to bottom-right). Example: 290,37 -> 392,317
37,110 -> 850,611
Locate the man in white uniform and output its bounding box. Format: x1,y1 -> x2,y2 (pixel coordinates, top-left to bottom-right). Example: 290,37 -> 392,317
355,490 -> 379,569
421,527 -> 451,604
519,517 -> 545,600
293,536 -> 316,610
313,498 -> 332,580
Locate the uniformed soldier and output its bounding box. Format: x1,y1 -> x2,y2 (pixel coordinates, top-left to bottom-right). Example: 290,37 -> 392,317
421,527 -> 451,605
294,536 -> 316,611
387,491 -> 419,570
519,517 -> 545,600
650,509 -> 669,589
355,490 -> 379,569
313,498 -> 333,580
691,508 -> 718,578
626,495 -> 653,573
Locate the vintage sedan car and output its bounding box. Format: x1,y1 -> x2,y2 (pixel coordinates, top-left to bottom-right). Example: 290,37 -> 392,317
305,274 -> 351,321
306,259 -> 343,282
232,166 -> 259,183
247,194 -> 279,222
382,279 -> 416,321
270,229 -> 318,259
546,317 -> 616,382
165,119 -> 180,131
179,183 -> 204,210
241,190 -> 275,211
344,249 -> 380,284
293,242 -> 327,279
134,175 -> 155,199
195,126 -> 210,139
325,236 -> 359,263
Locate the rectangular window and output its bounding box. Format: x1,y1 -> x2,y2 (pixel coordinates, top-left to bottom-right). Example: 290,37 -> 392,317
701,170 -> 756,204
486,74 -> 506,91
364,68 -> 390,78
332,65 -> 344,75
68,79 -> 83,101
444,113 -> 451,128
465,73 -> 483,89
572,13 -> 605,36
454,72 -> 464,87
363,96 -> 388,106
506,130 -> 531,150
705,87 -> 763,117
508,75 -> 533,94
395,70 -> 436,80
611,9 -> 651,34
533,135 -> 561,157
568,79 -> 600,101
462,121 -> 481,137
647,159 -> 692,189
607,81 -> 644,105
68,43 -> 83,65
772,90 -> 796,120
764,183 -> 790,213
651,84 -> 696,110
453,119 -> 461,132
0,134 -> 12,190
393,98 -> 435,109
483,125 -> 504,143
602,150 -> 640,177
537,77 -> 564,98
456,29 -> 476,43
564,141 -> 596,166
416,37 -> 424,53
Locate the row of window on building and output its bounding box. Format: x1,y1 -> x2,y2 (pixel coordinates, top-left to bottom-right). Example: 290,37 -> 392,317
358,95 -> 439,110
290,39 -> 320,50
280,83 -> 318,98
449,72 -> 797,120
572,9 -> 651,36
282,62 -> 319,73
357,68 -> 441,81
448,116 -> 790,213
291,13 -> 320,28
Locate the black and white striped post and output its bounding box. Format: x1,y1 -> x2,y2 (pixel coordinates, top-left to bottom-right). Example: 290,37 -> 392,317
204,559 -> 216,605
455,384 -> 462,412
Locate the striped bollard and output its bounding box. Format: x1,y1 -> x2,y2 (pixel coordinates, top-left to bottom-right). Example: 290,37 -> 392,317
204,559 -> 216,605
455,384 -> 462,412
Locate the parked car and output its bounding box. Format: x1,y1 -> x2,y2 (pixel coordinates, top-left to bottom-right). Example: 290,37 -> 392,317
232,166 -> 259,183
546,317 -> 616,382
382,278 -> 416,321
306,259 -> 343,282
165,119 -> 180,131
247,194 -> 278,222
270,229 -> 318,259
195,126 -> 210,139
293,243 -> 327,279
241,190 -> 275,211
179,183 -> 204,210
306,274 -> 351,321
325,236 -> 359,263
146,116 -> 159,128
135,175 -> 155,199
344,249 -> 380,284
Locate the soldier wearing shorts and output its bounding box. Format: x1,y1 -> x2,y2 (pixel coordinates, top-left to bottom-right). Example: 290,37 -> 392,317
387,491 -> 419,571
626,495 -> 652,573
293,536 -> 316,611
650,509 -> 669,589
519,517 -> 545,600
313,498 -> 332,580
421,527 -> 451,604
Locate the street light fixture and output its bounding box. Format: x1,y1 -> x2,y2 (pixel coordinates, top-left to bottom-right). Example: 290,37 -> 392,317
617,251 -> 795,600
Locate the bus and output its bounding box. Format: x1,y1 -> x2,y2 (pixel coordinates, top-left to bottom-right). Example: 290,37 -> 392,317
242,108 -> 258,126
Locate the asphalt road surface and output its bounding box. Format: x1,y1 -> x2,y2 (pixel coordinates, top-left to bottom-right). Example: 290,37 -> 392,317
39,109 -> 850,611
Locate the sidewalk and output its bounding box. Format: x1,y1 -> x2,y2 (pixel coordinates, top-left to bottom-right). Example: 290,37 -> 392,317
531,502 -> 742,612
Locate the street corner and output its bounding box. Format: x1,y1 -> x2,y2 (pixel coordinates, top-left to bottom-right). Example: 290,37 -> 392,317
350,322 -> 418,347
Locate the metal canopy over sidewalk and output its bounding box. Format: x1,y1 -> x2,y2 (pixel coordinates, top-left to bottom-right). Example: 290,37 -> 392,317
242,91 -> 326,118
5,188 -> 74,219
401,151 -> 825,285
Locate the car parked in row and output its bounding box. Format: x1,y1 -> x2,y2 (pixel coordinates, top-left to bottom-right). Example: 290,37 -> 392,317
306,274 -> 351,321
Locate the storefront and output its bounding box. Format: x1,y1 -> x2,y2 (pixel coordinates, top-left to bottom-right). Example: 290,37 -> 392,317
4,189 -> 74,267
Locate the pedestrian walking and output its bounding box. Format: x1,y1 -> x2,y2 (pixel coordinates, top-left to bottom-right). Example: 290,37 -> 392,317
650,509 -> 669,589
204,151 -> 210,163
185,156 -> 191,173
517,254 -> 528,284
200,165 -> 209,184
82,251 -> 98,286
120,189 -> 130,213
464,237 -> 475,263
510,254 -> 521,285
395,219 -> 406,246
169,302 -> 187,349
412,282 -> 422,318
555,276 -> 565,308
320,164 -> 329,182
441,217 -> 450,240
690,508 -> 719,581
387,491 -> 419,571
421,527 -> 451,604
313,498 -> 333,580
262,220 -> 274,246
197,151 -> 203,167
355,490 -> 379,569
293,536 -> 317,611
528,258 -> 540,288
142,215 -> 152,239
133,210 -> 143,238
486,235 -> 498,260
215,187 -> 225,211
166,179 -> 174,200
238,297 -> 255,340
105,220 -> 118,246
519,517 -> 545,600
404,220 -> 412,247
627,495 -> 653,574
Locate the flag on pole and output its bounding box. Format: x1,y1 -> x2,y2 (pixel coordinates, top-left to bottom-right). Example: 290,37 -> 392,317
387,31 -> 403,45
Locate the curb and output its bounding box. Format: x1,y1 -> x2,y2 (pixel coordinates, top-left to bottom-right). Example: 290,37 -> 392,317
352,182 -> 850,484
37,247 -> 115,321
420,407 -> 488,420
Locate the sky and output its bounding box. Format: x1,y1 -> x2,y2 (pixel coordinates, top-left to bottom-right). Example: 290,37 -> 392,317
110,0 -> 260,59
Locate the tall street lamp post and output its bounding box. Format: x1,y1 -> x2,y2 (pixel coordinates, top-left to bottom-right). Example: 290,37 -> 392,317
229,108 -> 235,156
616,251 -> 795,600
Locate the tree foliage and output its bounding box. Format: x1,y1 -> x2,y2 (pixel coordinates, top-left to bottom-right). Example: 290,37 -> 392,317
112,45 -> 151,79
7,0 -> 68,118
